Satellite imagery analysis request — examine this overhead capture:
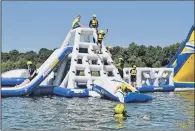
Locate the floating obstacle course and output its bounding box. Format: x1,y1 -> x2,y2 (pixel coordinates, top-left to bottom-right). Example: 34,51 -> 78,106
1,25 -> 194,101
1,28 -> 152,103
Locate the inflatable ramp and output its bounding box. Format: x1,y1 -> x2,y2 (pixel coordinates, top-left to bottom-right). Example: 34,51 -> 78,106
93,78 -> 152,103
168,25 -> 195,88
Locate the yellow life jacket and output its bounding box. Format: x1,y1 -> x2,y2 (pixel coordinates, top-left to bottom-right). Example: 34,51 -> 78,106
114,114 -> 126,120
72,18 -> 80,28
126,84 -> 137,92
92,20 -> 98,27
130,69 -> 137,75
98,33 -> 104,41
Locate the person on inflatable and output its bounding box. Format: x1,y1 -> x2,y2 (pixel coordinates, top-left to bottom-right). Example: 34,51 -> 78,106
106,46 -> 113,58
72,14 -> 84,29
89,14 -> 99,43
16,61 -> 37,87
114,103 -> 129,121
97,30 -> 106,54
130,64 -> 137,87
115,58 -> 125,78
114,83 -> 138,98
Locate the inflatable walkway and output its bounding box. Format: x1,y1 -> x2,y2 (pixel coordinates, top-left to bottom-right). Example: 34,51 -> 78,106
168,25 -> 195,88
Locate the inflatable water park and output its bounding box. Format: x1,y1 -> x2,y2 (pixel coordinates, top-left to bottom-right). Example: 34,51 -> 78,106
1,25 -> 194,103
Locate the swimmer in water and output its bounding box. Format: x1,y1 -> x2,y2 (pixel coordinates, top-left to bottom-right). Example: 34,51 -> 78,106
142,115 -> 150,120
114,103 -> 129,121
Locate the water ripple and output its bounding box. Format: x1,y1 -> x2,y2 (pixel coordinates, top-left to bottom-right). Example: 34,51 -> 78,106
2,91 -> 194,130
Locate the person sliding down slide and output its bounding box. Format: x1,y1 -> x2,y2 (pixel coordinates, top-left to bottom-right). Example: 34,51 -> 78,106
16,61 -> 37,87
114,83 -> 139,102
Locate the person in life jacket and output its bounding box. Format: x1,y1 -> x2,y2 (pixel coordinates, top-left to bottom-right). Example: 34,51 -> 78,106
130,65 -> 137,87
114,83 -> 138,95
89,14 -> 99,29
16,61 -> 38,87
114,103 -> 129,121
89,14 -> 99,43
114,83 -> 139,102
104,46 -> 113,67
115,58 -> 125,78
96,30 -> 106,54
106,46 -> 113,58
72,14 -> 84,29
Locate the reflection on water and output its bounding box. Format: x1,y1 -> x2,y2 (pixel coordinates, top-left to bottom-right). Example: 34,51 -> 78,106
2,91 -> 194,130
115,119 -> 125,129
175,91 -> 194,130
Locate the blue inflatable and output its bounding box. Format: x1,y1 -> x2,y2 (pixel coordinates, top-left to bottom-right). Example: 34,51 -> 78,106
53,87 -> 89,98
137,85 -> 175,93
1,77 -> 26,87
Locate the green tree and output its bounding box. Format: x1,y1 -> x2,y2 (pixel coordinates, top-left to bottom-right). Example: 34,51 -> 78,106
152,61 -> 161,68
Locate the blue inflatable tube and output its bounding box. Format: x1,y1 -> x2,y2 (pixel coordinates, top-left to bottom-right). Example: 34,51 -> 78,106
174,82 -> 195,88
53,87 -> 89,98
1,47 -> 72,97
92,85 -> 152,103
13,85 -> 89,98
1,77 -> 27,86
137,85 -> 175,93
53,87 -> 74,98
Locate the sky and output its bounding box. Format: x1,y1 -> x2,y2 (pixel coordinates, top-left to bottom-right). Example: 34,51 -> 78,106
2,1 -> 194,52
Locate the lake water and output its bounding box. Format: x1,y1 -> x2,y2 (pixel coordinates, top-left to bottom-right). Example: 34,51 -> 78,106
2,91 -> 194,130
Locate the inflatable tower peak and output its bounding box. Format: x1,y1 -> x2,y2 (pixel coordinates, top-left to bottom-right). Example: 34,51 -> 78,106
59,28 -> 122,89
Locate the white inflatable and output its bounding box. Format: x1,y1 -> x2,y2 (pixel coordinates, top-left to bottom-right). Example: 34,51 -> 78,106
2,69 -> 30,78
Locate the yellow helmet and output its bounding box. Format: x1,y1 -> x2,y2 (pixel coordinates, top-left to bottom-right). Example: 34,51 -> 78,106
93,14 -> 96,17
133,65 -> 136,68
99,30 -> 104,34
115,103 -> 125,114
27,61 -> 32,65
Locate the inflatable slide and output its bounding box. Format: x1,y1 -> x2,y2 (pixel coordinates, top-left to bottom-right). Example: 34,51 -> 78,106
168,25 -> 195,88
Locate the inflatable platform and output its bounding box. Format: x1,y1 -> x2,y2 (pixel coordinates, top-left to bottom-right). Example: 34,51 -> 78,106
123,67 -> 175,93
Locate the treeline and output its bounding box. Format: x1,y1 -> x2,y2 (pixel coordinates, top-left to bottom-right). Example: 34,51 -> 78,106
1,42 -> 182,72
112,42 -> 182,68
